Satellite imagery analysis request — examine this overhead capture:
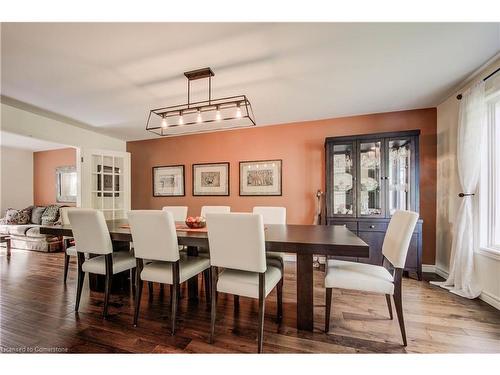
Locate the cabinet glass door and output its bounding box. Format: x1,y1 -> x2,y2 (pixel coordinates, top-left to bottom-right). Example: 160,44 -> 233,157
387,138 -> 411,215
332,143 -> 355,215
359,141 -> 383,216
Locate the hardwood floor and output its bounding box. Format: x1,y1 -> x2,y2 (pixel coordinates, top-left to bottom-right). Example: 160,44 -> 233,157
1,248 -> 500,353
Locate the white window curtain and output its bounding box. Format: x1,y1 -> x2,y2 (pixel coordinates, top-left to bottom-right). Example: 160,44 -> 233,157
433,82 -> 486,298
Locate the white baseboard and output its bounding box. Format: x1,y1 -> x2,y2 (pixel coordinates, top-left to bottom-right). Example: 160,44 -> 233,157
480,290 -> 500,310
422,264 -> 436,273
434,265 -> 449,279
284,255 -> 328,264
424,264 -> 499,310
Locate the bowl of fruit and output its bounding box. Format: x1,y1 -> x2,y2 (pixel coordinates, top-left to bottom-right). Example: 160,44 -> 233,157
185,216 -> 206,229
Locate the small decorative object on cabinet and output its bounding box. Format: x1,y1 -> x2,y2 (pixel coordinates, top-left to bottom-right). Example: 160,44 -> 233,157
325,130 -> 423,280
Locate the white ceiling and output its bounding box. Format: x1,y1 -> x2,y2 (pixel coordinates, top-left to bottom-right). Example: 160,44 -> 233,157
0,131 -> 70,151
1,23 -> 499,141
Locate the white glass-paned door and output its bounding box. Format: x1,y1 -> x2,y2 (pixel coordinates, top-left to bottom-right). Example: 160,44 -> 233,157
81,149 -> 130,220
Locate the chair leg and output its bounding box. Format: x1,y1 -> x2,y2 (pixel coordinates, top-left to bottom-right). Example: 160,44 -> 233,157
148,281 -> 154,297
276,278 -> 283,323
209,266 -> 217,344
171,282 -> 177,335
204,268 -> 211,303
75,253 -> 85,312
234,295 -> 240,311
133,259 -> 143,327
325,287 -> 332,333
385,294 -> 393,320
257,272 -> 265,353
129,269 -> 135,295
171,261 -> 180,335
393,269 -> 407,346
63,254 -> 70,284
103,254 -> 113,318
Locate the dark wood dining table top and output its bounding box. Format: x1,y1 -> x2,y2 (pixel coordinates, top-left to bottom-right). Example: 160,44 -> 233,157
40,219 -> 369,258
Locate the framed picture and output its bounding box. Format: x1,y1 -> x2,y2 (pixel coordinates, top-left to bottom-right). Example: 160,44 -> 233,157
239,159 -> 282,196
96,164 -> 120,197
192,162 -> 230,196
153,165 -> 185,197
56,166 -> 77,203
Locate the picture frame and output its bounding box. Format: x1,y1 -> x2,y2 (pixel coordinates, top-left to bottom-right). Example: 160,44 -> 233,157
152,165 -> 185,197
239,159 -> 282,196
56,166 -> 77,203
96,164 -> 120,197
192,162 -> 230,196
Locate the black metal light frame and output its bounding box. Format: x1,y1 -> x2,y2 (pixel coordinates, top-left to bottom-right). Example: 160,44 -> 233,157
146,67 -> 256,136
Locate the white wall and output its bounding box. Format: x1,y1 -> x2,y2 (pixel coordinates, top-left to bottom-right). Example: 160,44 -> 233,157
436,57 -> 500,310
1,99 -> 127,213
0,146 -> 33,214
0,102 -> 125,152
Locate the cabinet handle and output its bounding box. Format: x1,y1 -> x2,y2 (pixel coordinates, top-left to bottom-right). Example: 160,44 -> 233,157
369,225 -> 375,229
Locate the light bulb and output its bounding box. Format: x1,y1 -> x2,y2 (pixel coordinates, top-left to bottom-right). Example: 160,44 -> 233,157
215,106 -> 221,121
196,109 -> 202,123
235,104 -> 242,119
161,117 -> 168,129
178,112 -> 184,125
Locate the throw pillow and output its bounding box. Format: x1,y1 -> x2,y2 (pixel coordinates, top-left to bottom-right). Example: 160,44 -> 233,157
41,205 -> 61,225
4,208 -> 20,224
17,206 -> 33,225
31,206 -> 46,224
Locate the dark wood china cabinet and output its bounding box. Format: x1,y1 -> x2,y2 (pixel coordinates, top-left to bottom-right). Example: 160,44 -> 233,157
325,130 -> 423,280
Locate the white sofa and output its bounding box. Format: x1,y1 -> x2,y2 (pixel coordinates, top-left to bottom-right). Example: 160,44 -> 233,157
0,205 -> 63,252
0,223 -> 62,252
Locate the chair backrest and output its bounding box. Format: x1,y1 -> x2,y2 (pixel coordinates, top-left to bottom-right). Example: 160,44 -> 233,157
382,210 -> 419,268
201,206 -> 230,217
60,207 -> 78,225
252,206 -> 286,224
128,210 -> 179,262
67,209 -> 113,255
162,206 -> 188,222
206,213 -> 266,273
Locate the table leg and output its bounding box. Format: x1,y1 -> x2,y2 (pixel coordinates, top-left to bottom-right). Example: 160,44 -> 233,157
296,253 -> 314,331
187,246 -> 199,301
6,238 -> 11,257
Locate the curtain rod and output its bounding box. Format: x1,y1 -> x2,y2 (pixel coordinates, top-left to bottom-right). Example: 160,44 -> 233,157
456,67 -> 500,100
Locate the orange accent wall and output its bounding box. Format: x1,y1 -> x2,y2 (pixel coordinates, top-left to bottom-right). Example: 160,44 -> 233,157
33,148 -> 76,206
127,108 -> 437,263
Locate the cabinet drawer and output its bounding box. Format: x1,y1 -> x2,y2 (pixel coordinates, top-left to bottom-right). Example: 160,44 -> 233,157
358,221 -> 388,232
328,220 -> 357,232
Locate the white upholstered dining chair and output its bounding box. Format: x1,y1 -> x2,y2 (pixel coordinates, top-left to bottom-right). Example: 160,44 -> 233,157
128,210 -> 211,335
200,206 -> 230,216
60,207 -> 78,284
252,206 -> 286,270
68,209 -> 136,317
324,210 -> 418,346
162,206 -> 188,222
197,206 -> 230,260
206,213 -> 283,353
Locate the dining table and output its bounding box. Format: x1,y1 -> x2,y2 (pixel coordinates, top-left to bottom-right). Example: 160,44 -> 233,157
41,219 -> 369,331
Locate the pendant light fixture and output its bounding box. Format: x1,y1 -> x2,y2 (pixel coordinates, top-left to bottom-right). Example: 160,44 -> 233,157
146,67 -> 256,136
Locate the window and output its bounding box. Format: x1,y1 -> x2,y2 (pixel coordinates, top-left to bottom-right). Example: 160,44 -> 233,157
479,88 -> 500,252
